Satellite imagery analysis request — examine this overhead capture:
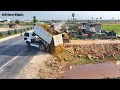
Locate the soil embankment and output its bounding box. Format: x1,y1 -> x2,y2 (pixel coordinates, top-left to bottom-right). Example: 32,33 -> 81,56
17,40 -> 120,79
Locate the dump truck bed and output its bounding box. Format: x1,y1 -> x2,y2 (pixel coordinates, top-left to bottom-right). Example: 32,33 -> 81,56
34,25 -> 53,44
33,25 -> 63,46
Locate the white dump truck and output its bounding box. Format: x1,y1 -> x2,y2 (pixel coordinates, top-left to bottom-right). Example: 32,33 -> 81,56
23,24 -> 63,52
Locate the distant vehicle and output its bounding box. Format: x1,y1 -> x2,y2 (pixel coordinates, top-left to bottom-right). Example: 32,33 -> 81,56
101,30 -> 107,33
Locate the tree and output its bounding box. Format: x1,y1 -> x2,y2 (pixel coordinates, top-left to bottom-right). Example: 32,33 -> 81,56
72,13 -> 75,23
33,16 -> 37,25
100,17 -> 102,22
15,20 -> 20,24
8,30 -> 11,35
0,32 -> 3,37
14,29 -> 17,34
112,17 -> 114,23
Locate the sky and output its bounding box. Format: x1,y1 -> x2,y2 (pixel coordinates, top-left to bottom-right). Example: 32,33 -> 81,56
1,11 -> 120,20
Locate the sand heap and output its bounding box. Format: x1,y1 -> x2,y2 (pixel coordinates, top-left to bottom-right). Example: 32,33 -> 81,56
38,23 -> 58,35
63,43 -> 120,60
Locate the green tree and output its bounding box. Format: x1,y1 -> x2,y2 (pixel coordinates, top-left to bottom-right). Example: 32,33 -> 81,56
15,20 -> 20,24
33,16 -> 37,25
8,30 -> 11,35
0,32 -> 3,37
14,29 -> 17,34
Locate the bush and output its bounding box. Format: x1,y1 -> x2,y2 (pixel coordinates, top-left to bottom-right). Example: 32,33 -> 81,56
24,28 -> 26,32
96,33 -> 107,38
0,32 -> 3,37
15,20 -> 20,25
8,30 -> 11,35
20,29 -> 22,33
27,27 -> 29,30
14,29 -> 17,34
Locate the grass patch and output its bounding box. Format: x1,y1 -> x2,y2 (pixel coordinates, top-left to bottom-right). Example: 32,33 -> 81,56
102,24 -> 120,35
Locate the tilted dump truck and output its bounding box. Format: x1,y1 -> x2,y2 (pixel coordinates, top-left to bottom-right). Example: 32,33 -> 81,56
23,24 -> 63,52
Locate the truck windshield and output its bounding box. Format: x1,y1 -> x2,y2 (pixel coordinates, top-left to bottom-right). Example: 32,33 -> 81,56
24,33 -> 29,37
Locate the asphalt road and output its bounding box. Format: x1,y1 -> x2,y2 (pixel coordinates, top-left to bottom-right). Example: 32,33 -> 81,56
0,22 -> 65,79
0,35 -> 40,79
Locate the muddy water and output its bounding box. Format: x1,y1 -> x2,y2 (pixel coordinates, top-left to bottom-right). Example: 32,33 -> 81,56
64,61 -> 120,79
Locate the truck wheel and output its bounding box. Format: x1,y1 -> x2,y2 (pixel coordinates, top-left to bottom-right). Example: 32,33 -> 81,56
46,45 -> 50,52
39,44 -> 45,52
26,42 -> 31,48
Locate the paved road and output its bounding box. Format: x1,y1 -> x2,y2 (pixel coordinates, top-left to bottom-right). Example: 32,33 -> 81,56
0,35 -> 40,79
0,22 -> 65,79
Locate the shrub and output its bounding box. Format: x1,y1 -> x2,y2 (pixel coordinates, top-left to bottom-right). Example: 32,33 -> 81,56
0,32 -> 3,37
20,29 -> 22,33
24,28 -> 26,32
14,29 -> 17,34
8,30 -> 11,35
15,20 -> 20,25
27,27 -> 29,30
96,33 -> 107,38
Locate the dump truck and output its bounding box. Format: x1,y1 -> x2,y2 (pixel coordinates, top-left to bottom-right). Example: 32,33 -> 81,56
23,24 -> 63,52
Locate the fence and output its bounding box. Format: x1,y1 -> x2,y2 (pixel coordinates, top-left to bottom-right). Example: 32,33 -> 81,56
0,26 -> 34,37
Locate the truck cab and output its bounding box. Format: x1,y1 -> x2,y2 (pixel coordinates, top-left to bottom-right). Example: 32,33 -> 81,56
24,31 -> 48,52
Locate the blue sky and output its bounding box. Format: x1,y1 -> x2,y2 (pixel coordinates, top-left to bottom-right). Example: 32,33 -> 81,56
0,11 -> 120,20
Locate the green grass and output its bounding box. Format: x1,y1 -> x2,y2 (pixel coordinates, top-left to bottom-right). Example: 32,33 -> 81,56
102,24 -> 120,35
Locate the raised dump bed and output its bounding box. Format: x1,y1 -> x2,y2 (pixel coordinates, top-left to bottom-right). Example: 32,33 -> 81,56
24,24 -> 63,52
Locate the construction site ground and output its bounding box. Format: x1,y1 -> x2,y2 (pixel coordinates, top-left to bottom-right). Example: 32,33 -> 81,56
17,39 -> 120,79
67,39 -> 120,44
17,52 -> 67,79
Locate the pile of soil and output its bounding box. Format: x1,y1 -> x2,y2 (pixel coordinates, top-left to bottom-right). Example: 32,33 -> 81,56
63,43 -> 120,61
38,23 -> 58,35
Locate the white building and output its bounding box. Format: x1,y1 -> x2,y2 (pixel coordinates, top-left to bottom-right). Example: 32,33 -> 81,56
0,19 -> 11,24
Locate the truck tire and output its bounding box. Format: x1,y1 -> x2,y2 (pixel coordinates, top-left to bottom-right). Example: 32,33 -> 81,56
39,44 -> 46,52
26,42 -> 31,48
46,45 -> 50,52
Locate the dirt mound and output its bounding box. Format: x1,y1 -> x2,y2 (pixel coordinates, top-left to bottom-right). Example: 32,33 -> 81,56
38,23 -> 58,35
63,43 -> 120,61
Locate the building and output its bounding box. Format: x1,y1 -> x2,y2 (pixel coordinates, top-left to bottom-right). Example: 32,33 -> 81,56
79,22 -> 102,33
23,20 -> 33,24
0,19 -> 11,24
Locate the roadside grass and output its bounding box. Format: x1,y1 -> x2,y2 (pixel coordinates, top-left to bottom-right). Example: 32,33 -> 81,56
102,24 -> 120,35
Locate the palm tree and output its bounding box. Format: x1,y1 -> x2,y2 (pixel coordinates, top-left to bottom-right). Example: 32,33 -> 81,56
100,17 -> 102,22
112,17 -> 114,23
92,17 -> 94,23
33,16 -> 37,25
72,13 -> 75,23
96,18 -> 98,22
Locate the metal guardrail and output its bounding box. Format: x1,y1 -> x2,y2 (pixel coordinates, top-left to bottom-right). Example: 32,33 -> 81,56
0,26 -> 34,37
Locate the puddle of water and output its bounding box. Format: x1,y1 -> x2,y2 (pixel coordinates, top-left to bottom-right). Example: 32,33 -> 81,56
65,61 -> 120,79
